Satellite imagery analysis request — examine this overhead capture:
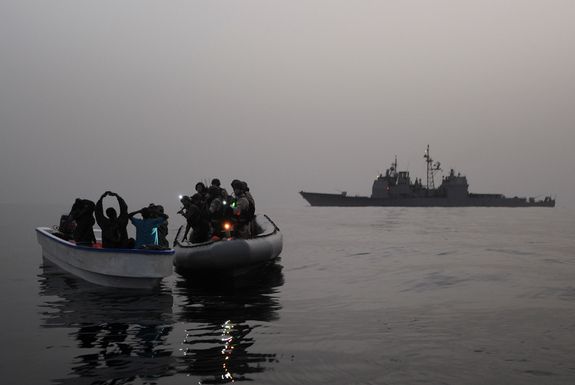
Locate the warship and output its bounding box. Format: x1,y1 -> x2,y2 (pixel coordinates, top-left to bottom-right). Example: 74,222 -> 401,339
300,145 -> 555,208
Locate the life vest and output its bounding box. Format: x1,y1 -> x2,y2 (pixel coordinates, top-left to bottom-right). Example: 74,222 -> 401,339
235,196 -> 254,224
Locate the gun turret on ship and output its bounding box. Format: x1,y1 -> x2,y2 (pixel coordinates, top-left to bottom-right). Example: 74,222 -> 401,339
299,145 -> 555,207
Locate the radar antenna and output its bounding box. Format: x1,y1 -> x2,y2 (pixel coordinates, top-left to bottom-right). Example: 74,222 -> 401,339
423,144 -> 442,191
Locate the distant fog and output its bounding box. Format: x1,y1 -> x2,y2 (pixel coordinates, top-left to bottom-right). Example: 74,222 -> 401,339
1,0 -> 574,210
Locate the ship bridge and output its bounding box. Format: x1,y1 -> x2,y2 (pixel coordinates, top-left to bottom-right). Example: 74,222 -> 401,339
439,169 -> 469,200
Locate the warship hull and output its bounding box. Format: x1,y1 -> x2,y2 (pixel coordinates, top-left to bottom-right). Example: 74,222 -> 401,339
301,146 -> 555,208
300,191 -> 555,208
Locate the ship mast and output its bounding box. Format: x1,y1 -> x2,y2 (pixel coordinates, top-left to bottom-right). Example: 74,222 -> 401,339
423,145 -> 441,192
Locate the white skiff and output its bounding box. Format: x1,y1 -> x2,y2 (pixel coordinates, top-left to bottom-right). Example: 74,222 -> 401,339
36,227 -> 175,289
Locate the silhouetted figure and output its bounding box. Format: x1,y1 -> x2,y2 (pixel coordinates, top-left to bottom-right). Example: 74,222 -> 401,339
129,206 -> 169,249
207,185 -> 226,239
148,204 -> 170,249
180,193 -> 210,243
69,198 -> 96,246
58,214 -> 75,240
231,181 -> 253,239
241,181 -> 257,236
95,191 -> 133,249
194,182 -> 209,208
195,182 -> 207,194
240,181 -> 256,217
178,195 -> 193,241
210,178 -> 228,201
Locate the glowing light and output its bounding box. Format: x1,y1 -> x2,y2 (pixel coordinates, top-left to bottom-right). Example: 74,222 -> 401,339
178,195 -> 183,200
224,222 -> 231,231
223,200 -> 227,205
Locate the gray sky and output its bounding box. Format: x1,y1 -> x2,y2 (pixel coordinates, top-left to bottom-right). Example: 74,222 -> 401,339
1,0 -> 574,210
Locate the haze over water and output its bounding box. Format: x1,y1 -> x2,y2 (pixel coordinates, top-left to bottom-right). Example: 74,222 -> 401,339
2,1 -> 575,383
1,1 -> 575,208
2,203 -> 575,384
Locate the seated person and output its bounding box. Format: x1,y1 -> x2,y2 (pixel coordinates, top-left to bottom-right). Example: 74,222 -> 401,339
147,204 -> 170,249
69,198 -> 96,246
129,206 -> 169,249
95,191 -> 133,249
58,215 -> 76,241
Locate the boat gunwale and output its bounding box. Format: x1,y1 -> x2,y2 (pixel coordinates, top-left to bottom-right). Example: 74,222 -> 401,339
36,227 -> 175,255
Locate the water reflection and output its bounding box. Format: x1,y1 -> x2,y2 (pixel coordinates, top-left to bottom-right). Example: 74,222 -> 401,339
174,263 -> 284,383
38,258 -> 175,384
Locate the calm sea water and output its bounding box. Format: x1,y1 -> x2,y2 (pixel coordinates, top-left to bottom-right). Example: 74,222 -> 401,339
1,203 -> 575,384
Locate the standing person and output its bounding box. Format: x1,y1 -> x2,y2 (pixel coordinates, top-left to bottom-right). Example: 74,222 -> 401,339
231,181 -> 252,239
95,191 -> 133,249
179,193 -> 211,243
210,178 -> 228,201
241,181 -> 255,216
178,195 -> 193,241
194,182 -> 209,207
129,206 -> 169,249
240,181 -> 257,236
207,185 -> 225,239
69,198 -> 96,246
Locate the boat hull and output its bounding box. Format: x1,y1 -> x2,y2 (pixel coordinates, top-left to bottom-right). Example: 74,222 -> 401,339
174,215 -> 283,274
36,227 -> 175,289
300,191 -> 556,207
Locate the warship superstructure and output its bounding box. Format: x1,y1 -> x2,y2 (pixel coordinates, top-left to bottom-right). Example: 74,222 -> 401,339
300,145 -> 555,207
